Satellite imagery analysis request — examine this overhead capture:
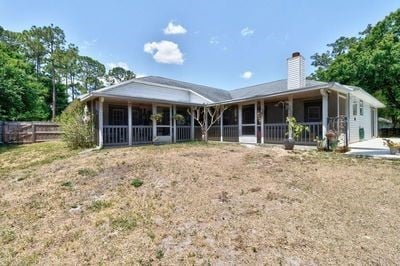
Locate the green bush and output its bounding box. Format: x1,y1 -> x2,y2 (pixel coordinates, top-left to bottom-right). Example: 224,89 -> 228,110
58,100 -> 95,149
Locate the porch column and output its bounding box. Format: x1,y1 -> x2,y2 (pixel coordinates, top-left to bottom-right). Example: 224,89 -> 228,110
190,106 -> 194,140
288,96 -> 293,139
321,89 -> 329,137
254,101 -> 258,140
98,97 -> 104,148
172,104 -> 176,143
204,106 -> 208,141
220,108 -> 224,142
152,104 -> 157,140
128,102 -> 132,146
238,104 -> 242,136
261,100 -> 264,144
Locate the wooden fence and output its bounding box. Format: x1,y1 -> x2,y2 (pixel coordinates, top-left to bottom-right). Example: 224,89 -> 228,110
0,121 -> 62,144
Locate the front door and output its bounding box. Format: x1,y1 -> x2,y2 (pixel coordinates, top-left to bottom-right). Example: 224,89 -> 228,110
156,105 -> 172,143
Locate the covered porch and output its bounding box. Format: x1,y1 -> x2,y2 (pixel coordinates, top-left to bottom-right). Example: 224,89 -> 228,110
89,88 -> 349,147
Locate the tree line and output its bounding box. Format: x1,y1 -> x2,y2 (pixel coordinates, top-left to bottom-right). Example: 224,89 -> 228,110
310,9 -> 400,128
0,24 -> 135,121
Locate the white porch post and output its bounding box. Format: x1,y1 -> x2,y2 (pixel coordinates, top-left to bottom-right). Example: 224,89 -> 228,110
204,106 -> 208,141
128,102 -> 132,146
261,100 -> 264,144
288,96 -> 293,139
152,103 -> 157,140
98,97 -> 104,148
190,106 -> 194,140
220,108 -> 224,142
321,89 -> 329,137
238,104 -> 242,137
254,101 -> 258,140
172,104 -> 176,143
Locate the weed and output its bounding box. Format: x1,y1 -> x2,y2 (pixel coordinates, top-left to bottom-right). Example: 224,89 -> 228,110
155,249 -> 164,260
89,200 -> 112,211
61,181 -> 73,188
78,168 -> 97,177
131,178 -> 143,188
111,215 -> 137,231
1,229 -> 16,244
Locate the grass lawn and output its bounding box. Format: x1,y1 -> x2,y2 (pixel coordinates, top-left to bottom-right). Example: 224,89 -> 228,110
0,141 -> 399,264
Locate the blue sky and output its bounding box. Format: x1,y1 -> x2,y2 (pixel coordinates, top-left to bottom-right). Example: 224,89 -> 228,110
0,0 -> 398,90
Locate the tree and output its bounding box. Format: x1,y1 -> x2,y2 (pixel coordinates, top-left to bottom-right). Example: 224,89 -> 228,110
78,56 -> 105,92
189,105 -> 227,141
0,42 -> 48,120
42,24 -> 65,121
106,67 -> 136,85
310,9 -> 400,127
19,26 -> 47,76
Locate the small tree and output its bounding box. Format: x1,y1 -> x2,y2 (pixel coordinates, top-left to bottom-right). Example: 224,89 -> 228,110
58,100 -> 95,149
188,105 -> 227,141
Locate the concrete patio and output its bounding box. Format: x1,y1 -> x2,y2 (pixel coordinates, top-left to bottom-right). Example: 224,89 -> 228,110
346,137 -> 400,160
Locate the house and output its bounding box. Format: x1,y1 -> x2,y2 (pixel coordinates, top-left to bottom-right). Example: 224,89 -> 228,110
80,52 -> 385,147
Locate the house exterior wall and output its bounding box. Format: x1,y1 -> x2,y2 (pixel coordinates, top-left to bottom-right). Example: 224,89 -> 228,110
349,94 -> 373,143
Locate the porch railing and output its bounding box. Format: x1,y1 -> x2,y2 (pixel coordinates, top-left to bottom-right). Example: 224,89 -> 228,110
208,125 -> 221,141
263,122 -> 322,145
132,126 -> 153,144
103,125 -> 128,145
176,126 -> 191,142
223,125 -> 239,142
104,125 -> 152,145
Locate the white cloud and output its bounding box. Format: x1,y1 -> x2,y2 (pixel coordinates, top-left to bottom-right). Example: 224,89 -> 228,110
107,62 -> 130,70
240,71 -> 253,79
240,27 -> 255,37
144,40 -> 184,64
135,73 -> 147,78
163,21 -> 187,35
209,36 -> 220,45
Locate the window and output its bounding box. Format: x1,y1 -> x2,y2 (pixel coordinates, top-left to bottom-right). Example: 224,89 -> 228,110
352,99 -> 358,116
132,106 -> 152,125
359,100 -> 364,116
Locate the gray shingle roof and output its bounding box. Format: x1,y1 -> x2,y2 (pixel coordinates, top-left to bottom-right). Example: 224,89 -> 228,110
138,76 -> 329,103
138,76 -> 232,102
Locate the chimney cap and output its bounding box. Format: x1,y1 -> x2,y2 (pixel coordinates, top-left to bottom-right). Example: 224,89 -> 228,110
292,52 -> 301,57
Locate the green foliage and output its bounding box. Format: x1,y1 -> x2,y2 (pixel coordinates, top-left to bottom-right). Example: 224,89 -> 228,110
173,114 -> 185,122
61,181 -> 73,188
111,215 -> 137,231
77,167 -> 97,177
106,66 -> 135,85
310,9 -> 400,127
150,113 -> 163,123
155,250 -> 164,260
131,178 -> 144,188
58,100 -> 95,149
286,117 -> 309,141
89,200 -> 112,211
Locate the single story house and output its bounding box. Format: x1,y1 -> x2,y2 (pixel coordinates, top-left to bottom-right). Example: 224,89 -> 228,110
80,52 -> 385,147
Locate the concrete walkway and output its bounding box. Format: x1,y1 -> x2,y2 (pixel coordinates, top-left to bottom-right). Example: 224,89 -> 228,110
346,137 -> 400,160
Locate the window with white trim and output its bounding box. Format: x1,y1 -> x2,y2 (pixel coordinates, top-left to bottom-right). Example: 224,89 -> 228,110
359,100 -> 364,116
352,99 -> 358,116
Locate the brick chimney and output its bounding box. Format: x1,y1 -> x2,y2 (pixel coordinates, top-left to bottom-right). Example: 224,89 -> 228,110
287,52 -> 306,90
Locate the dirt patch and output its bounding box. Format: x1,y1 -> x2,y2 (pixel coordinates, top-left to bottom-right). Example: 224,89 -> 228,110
0,142 -> 400,264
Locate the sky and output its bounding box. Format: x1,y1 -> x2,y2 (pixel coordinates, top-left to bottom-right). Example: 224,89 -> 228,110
0,0 -> 399,90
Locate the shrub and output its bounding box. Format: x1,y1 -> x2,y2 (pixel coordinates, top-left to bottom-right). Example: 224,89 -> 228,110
58,100 -> 95,149
131,178 -> 143,188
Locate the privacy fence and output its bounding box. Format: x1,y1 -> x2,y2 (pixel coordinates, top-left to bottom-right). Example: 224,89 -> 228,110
0,121 -> 62,144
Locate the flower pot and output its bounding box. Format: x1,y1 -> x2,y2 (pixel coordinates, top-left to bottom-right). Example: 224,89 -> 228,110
284,139 -> 295,150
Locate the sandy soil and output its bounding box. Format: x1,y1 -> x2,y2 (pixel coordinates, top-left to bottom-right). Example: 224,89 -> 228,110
0,141 -> 399,265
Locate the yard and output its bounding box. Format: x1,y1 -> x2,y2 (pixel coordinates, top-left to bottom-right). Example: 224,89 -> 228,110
0,141 -> 399,264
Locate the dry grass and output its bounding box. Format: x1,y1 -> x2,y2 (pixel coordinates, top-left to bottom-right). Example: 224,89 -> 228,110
0,141 -> 399,265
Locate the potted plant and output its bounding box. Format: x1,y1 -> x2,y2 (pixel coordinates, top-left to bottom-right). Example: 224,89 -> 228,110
284,117 -> 309,150
150,113 -> 163,123
314,136 -> 326,151
173,114 -> 185,123
383,139 -> 400,155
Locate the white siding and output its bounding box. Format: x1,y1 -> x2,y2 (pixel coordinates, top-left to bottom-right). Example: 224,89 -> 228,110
349,94 -> 373,143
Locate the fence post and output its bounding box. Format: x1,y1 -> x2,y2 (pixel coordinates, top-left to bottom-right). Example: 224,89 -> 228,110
32,122 -> 36,143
